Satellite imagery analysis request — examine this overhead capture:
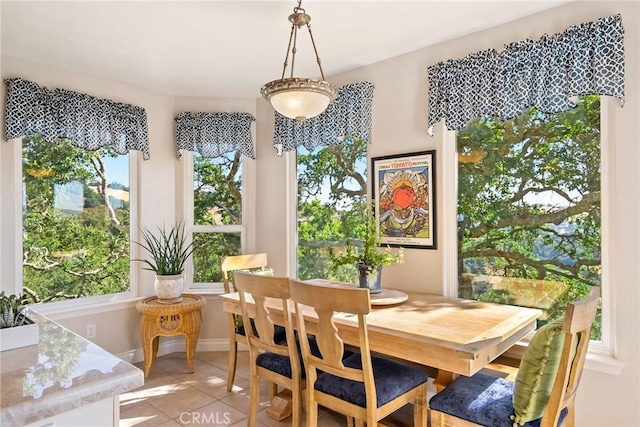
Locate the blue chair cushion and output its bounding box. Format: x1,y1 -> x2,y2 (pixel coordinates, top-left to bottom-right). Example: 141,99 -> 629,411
256,336 -> 324,379
429,372 -> 568,427
236,320 -> 287,344
314,353 -> 429,408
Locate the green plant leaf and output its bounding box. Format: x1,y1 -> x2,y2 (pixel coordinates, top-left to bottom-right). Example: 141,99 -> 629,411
132,221 -> 196,275
329,202 -> 404,271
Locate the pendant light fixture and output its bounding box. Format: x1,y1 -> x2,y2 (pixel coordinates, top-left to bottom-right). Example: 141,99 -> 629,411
260,0 -> 338,124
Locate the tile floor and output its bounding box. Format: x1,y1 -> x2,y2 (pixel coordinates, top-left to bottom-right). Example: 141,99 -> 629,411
119,351 -> 417,427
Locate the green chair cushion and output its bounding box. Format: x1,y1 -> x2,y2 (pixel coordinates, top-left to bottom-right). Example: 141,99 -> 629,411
512,320 -> 565,425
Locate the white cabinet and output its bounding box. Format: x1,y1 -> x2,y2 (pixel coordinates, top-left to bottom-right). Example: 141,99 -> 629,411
25,397 -> 119,427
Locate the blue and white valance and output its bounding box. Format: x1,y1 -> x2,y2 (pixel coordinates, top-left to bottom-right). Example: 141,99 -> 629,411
4,77 -> 150,159
272,81 -> 374,156
427,14 -> 625,135
175,112 -> 256,159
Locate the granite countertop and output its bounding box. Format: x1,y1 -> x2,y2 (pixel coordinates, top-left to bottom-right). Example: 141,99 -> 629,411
0,311 -> 143,426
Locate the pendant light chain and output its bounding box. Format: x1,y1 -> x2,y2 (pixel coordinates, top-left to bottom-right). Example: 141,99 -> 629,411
280,24 -> 296,80
305,23 -> 326,80
290,21 -> 299,78
261,0 -> 338,122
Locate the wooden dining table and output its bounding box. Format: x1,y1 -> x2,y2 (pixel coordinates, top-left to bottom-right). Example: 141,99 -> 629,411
220,279 -> 541,392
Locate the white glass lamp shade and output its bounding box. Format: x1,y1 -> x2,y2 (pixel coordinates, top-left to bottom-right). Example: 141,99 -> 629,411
271,90 -> 331,121
261,77 -> 338,122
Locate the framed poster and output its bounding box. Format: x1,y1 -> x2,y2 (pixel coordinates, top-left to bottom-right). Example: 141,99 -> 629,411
371,150 -> 436,249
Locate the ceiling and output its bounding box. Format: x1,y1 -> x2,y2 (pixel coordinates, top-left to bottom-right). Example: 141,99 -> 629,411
1,1 -> 572,98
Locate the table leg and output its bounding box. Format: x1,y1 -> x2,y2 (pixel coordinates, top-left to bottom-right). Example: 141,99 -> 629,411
141,334 -> 155,378
152,336 -> 159,364
434,370 -> 458,393
185,333 -> 198,373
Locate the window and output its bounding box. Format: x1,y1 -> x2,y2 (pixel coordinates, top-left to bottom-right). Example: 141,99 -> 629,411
456,95 -> 602,339
22,135 -> 131,303
190,152 -> 243,286
296,137 -> 368,282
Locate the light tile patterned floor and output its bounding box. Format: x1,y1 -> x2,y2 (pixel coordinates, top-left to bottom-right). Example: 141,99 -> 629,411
119,351 -> 415,427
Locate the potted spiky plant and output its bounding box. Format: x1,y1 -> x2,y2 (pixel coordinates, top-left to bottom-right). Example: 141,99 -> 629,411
134,222 -> 195,304
329,202 -> 403,293
0,291 -> 39,351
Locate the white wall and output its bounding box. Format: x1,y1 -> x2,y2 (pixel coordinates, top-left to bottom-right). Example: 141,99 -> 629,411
255,1 -> 639,425
1,1 -> 638,425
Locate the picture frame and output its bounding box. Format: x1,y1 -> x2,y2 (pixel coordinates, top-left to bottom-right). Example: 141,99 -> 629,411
371,150 -> 437,249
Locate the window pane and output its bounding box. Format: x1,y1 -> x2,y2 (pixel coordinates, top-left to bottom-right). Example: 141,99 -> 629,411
297,138 -> 368,282
192,232 -> 241,282
191,151 -> 243,285
193,153 -> 242,226
457,95 -> 601,339
22,136 -> 130,302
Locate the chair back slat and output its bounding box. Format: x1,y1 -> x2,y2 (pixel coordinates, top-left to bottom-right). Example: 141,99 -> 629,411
315,308 -> 349,367
541,286 -> 599,427
220,253 -> 268,293
233,271 -> 294,359
290,279 -> 371,314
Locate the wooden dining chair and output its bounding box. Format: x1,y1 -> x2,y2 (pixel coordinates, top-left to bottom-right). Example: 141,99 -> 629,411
219,253 -> 287,391
232,270 -> 302,427
429,286 -> 600,427
288,278 -> 429,427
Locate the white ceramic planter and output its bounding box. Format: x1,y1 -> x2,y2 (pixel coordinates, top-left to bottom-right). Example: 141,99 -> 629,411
154,273 -> 184,304
0,320 -> 39,352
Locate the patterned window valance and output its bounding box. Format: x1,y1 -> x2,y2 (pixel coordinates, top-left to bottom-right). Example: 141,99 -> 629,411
4,77 -> 150,159
427,14 -> 625,135
175,112 -> 256,159
272,81 -> 374,156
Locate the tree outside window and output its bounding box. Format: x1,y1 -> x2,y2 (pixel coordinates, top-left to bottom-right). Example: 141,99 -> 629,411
22,135 -> 130,303
457,95 -> 602,339
297,137 -> 368,283
191,152 -> 242,284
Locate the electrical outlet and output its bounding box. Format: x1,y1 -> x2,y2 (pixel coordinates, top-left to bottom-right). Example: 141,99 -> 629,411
87,323 -> 96,339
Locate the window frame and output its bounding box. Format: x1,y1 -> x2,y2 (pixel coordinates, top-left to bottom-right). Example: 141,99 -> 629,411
180,150 -> 256,295
442,96 -> 620,373
0,137 -> 140,317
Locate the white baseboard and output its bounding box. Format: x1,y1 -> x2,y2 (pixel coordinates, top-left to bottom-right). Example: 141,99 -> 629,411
117,338 -> 248,365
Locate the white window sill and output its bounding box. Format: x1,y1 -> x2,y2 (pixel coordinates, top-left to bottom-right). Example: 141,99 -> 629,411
31,285 -> 227,321
185,283 -> 225,295
584,352 -> 624,375
31,293 -> 144,321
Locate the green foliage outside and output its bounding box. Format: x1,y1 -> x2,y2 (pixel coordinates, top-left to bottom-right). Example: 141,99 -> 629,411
297,138 -> 369,283
191,153 -> 243,283
192,232 -> 241,283
193,152 -> 243,226
457,95 -> 602,339
22,135 -> 130,303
